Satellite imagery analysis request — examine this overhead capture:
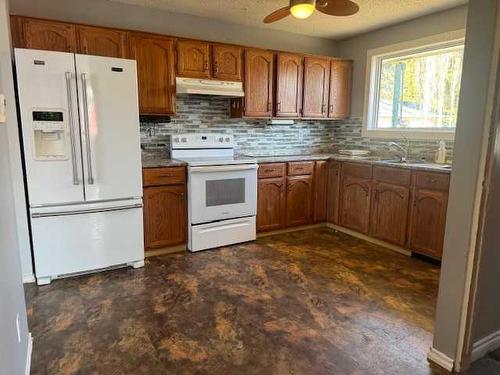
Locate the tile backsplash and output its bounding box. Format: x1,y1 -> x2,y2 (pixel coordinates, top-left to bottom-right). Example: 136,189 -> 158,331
140,95 -> 454,161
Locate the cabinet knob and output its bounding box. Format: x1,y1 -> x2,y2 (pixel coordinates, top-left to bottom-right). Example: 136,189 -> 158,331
204,60 -> 209,71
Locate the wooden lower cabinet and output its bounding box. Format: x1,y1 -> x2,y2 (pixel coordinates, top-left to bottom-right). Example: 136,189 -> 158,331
143,184 -> 187,250
370,182 -> 410,246
286,175 -> 313,227
408,188 -> 448,259
257,177 -> 286,232
313,161 -> 328,222
339,175 -> 372,234
327,161 -> 341,224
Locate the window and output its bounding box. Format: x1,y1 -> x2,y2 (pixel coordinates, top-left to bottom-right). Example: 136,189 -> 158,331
363,34 -> 465,139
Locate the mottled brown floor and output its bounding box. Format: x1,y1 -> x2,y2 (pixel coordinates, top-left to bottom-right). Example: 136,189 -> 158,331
26,228 -> 448,375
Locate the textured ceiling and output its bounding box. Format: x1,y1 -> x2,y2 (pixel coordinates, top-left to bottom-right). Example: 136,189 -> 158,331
107,0 -> 467,39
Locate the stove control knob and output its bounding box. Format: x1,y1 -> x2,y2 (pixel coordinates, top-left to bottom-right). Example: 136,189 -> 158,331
225,137 -> 231,142
174,137 -> 180,143
218,137 -> 224,142
181,137 -> 187,143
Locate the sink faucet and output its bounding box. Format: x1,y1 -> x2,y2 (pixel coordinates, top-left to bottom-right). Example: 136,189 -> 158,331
388,139 -> 410,162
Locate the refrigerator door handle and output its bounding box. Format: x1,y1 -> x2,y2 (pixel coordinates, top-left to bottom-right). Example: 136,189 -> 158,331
65,72 -> 79,185
80,73 -> 94,185
31,203 -> 143,218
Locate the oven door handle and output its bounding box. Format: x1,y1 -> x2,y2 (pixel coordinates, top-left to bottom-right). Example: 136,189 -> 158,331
189,164 -> 258,173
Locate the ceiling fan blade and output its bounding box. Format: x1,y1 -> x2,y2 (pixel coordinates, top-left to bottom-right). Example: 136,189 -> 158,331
316,0 -> 359,16
263,6 -> 291,23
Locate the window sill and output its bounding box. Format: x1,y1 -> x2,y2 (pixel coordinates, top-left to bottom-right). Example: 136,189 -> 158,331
361,128 -> 455,141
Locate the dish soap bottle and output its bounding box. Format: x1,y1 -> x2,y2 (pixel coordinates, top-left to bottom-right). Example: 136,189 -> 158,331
435,140 -> 447,164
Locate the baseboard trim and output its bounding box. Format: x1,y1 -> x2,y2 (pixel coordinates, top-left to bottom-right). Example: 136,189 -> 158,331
428,347 -> 454,372
145,244 -> 186,258
471,330 -> 500,362
326,223 -> 412,256
25,332 -> 32,375
22,274 -> 36,284
256,223 -> 326,238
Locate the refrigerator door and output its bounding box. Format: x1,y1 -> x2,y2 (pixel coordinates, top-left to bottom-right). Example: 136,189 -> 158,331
15,49 -> 85,206
30,199 -> 144,284
75,55 -> 142,202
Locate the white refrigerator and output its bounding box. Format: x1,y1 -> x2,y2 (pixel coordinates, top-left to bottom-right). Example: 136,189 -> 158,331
15,48 -> 144,285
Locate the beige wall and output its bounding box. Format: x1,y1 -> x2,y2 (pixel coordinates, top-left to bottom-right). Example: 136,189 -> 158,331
337,5 -> 468,118
9,0 -> 338,56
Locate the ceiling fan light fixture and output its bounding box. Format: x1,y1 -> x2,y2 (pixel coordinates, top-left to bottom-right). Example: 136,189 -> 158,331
290,0 -> 315,19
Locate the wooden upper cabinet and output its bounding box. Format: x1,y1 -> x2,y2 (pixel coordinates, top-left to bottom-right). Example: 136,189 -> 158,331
257,177 -> 286,232
313,161 -> 328,223
303,56 -> 330,118
19,17 -> 77,52
177,40 -> 211,79
329,59 -> 352,119
213,44 -> 243,81
77,25 -> 127,58
244,48 -> 274,117
128,33 -> 176,115
327,161 -> 341,225
276,53 -> 303,118
286,175 -> 313,227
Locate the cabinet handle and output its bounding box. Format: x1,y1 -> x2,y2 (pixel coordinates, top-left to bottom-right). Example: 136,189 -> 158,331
321,103 -> 326,113
329,104 -> 334,113
430,178 -> 437,183
264,169 -> 274,173
214,61 -> 219,74
267,102 -> 272,112
204,60 -> 209,71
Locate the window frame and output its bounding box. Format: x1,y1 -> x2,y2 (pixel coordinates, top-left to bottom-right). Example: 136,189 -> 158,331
362,30 -> 466,140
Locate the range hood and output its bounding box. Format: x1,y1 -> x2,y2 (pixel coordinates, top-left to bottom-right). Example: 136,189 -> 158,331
176,77 -> 244,97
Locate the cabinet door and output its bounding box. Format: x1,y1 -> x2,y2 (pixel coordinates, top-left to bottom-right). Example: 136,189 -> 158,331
370,182 -> 410,246
244,48 -> 274,117
77,25 -> 127,58
408,188 -> 448,259
328,60 -> 352,119
177,40 -> 211,79
257,177 -> 286,232
143,185 -> 187,249
286,175 -> 313,227
128,34 -> 176,115
213,44 -> 243,81
21,18 -> 76,52
340,176 -> 371,234
327,161 -> 341,224
276,53 -> 303,118
313,161 -> 328,222
302,57 -> 330,118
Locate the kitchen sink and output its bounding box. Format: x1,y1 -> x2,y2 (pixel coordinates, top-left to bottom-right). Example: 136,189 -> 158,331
379,159 -> 425,165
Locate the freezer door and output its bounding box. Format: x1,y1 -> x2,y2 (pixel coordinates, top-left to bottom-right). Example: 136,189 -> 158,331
30,199 -> 144,282
14,49 -> 85,205
75,55 -> 142,202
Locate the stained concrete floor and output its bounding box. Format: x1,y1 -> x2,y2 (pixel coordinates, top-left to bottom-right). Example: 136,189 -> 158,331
26,228 -> 449,374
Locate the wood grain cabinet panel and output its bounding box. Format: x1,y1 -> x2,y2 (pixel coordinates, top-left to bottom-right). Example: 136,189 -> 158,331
370,181 -> 410,246
257,177 -> 286,232
286,175 -> 313,227
328,59 -> 352,119
77,25 -> 127,57
288,161 -> 314,176
143,185 -> 187,249
128,33 -> 176,115
313,161 -> 328,223
20,17 -> 77,52
258,163 -> 286,179
302,57 -> 330,118
244,48 -> 274,117
212,44 -> 243,81
327,160 -> 341,224
408,187 -> 448,259
276,52 -> 303,117
177,40 -> 211,79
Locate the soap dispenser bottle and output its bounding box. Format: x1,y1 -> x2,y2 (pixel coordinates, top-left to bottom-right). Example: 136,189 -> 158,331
435,140 -> 447,164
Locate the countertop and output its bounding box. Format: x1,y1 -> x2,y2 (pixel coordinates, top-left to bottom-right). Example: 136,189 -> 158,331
142,150 -> 452,173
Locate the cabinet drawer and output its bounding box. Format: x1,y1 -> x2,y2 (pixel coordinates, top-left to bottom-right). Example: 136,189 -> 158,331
143,167 -> 186,187
288,161 -> 314,176
258,163 -> 286,178
342,162 -> 372,179
414,171 -> 450,191
373,166 -> 411,186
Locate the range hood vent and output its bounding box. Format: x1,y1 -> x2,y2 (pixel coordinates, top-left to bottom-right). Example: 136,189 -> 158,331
176,77 -> 244,97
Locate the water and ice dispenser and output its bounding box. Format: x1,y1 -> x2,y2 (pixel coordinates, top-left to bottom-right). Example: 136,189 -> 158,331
31,110 -> 69,160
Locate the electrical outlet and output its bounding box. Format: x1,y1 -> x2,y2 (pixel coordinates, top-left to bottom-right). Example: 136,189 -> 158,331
16,313 -> 21,343
0,94 -> 5,123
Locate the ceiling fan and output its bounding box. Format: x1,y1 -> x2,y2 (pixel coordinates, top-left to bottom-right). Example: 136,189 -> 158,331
264,0 -> 359,23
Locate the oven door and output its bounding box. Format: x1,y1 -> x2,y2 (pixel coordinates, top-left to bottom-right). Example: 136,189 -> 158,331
188,164 -> 258,224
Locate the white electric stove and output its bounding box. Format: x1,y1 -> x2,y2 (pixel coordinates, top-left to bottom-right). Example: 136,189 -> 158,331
171,134 -> 258,252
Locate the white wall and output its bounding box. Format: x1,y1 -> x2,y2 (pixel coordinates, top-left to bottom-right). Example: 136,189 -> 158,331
0,0 -> 31,373
9,0 -> 338,56
337,5 -> 468,118
432,0 -> 500,368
